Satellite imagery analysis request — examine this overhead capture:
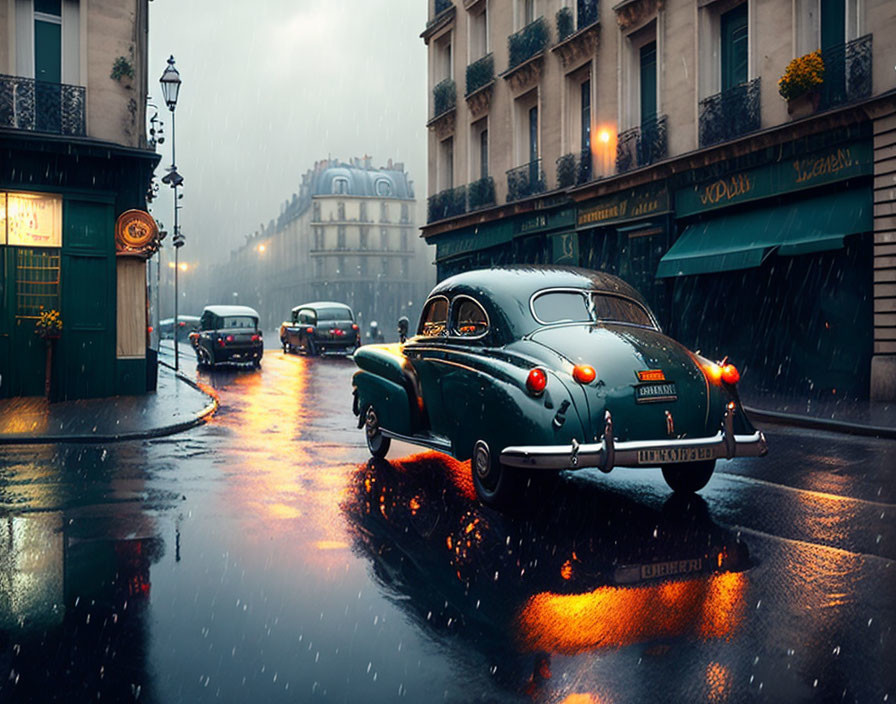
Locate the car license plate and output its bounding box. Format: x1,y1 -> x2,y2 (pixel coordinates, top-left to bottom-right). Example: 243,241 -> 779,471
637,447 -> 714,464
614,558 -> 703,584
635,382 -> 677,403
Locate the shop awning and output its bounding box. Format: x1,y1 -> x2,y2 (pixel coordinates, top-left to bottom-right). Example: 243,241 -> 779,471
656,188 -> 870,278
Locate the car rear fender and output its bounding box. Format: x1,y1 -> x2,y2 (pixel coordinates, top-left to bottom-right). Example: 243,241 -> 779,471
353,344 -> 424,434
353,371 -> 414,436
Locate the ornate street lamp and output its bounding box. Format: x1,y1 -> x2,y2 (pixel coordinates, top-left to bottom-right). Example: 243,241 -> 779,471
159,56 -> 185,370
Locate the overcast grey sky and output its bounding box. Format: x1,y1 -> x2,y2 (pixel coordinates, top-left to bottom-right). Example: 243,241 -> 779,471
148,0 -> 428,265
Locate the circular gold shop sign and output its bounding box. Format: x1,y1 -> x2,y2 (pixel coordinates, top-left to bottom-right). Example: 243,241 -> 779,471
115,209 -> 159,258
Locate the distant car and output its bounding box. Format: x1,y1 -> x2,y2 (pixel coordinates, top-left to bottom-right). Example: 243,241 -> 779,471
279,301 -> 360,356
159,315 -> 200,342
352,266 -> 767,507
191,305 -> 263,367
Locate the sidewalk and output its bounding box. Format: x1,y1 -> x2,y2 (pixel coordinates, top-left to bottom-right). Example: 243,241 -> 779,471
0,353 -> 217,444
741,388 -> 896,439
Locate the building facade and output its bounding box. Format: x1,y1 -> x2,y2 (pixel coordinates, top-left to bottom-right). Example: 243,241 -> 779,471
1,0 -> 159,400
211,159 -> 432,338
422,0 -> 896,400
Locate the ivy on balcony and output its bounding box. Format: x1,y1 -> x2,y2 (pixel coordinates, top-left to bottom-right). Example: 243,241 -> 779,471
616,115 -> 667,173
556,7 -> 574,41
699,78 -> 761,148
508,17 -> 549,70
577,0 -> 599,29
465,54 -> 494,96
467,176 -> 495,210
427,186 -> 467,223
432,78 -> 457,118
556,149 -> 593,188
506,160 -> 546,203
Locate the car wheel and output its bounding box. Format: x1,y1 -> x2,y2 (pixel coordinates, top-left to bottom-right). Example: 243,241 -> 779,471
306,339 -> 318,356
281,338 -> 288,352
661,459 -> 716,493
472,439 -> 522,508
364,406 -> 391,459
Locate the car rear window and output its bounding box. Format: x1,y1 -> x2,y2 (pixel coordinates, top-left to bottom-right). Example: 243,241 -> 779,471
315,307 -> 353,322
419,297 -> 448,336
221,316 -> 257,329
532,291 -> 654,327
451,297 -> 488,337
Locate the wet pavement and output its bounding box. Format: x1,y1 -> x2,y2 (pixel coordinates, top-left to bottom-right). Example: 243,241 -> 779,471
0,348 -> 894,703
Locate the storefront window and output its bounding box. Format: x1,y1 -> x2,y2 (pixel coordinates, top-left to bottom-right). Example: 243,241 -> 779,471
2,191 -> 63,247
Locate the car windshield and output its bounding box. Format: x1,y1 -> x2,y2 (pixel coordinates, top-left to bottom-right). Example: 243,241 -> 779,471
221,316 -> 257,329
532,290 -> 654,327
315,307 -> 353,322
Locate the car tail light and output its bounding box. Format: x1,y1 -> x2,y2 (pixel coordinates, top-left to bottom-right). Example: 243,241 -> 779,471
702,361 -> 723,383
526,368 -> 547,396
226,334 -> 234,343
251,334 -> 261,342
217,337 -> 226,347
147,326 -> 153,333
572,364 -> 596,384
721,363 -> 740,385
306,327 -> 314,334
352,324 -> 359,331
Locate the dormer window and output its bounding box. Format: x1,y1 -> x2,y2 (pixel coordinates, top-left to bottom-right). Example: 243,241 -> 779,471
333,177 -> 349,194
375,179 -> 393,197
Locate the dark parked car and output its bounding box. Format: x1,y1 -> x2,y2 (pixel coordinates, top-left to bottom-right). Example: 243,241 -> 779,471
191,305 -> 263,367
352,266 -> 767,507
279,301 -> 359,355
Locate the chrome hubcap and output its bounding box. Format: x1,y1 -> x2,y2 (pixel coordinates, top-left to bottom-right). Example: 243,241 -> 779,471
473,441 -> 490,479
365,407 -> 379,439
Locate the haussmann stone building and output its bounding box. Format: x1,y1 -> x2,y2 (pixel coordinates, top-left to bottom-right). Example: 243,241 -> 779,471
421,0 -> 896,400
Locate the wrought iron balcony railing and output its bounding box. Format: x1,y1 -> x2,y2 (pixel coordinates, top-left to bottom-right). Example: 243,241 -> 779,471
556,7 -> 574,41
432,78 -> 457,118
556,149 -> 593,188
428,186 -> 467,223
699,77 -> 761,148
819,34 -> 872,110
467,176 -> 495,210
507,159 -> 546,202
508,17 -> 549,69
0,74 -> 86,136
434,0 -> 453,16
466,53 -> 494,95
616,115 -> 667,173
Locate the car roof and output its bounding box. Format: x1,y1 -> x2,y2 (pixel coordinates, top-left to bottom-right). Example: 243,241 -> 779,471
202,305 -> 259,318
291,301 -> 353,314
426,266 -> 653,342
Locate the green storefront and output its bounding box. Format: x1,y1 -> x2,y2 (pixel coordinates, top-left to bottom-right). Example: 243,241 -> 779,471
659,133 -> 874,397
435,199 -> 576,280
0,132 -> 158,400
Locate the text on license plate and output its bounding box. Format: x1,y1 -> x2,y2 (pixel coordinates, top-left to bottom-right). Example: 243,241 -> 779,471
637,447 -> 714,464
635,383 -> 677,402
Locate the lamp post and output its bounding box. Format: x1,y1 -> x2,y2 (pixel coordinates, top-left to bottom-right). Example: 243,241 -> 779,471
159,55 -> 183,370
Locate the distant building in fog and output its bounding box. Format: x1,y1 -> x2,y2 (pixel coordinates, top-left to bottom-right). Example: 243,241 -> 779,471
212,158 -> 432,336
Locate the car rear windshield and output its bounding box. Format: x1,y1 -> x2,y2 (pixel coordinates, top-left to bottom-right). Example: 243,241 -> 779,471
221,316 -> 257,329
315,307 -> 353,322
532,291 -> 654,327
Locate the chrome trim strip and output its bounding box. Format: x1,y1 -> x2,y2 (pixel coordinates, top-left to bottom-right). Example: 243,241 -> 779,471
381,428 -> 453,453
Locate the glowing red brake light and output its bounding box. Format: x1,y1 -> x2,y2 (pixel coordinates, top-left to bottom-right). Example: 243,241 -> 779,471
526,368 -> 547,395
352,324 -> 359,331
306,327 -> 314,334
226,334 -> 234,343
251,334 -> 260,342
572,364 -> 596,384
721,363 -> 740,385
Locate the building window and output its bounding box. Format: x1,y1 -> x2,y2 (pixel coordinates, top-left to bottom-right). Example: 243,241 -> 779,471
639,42 -> 657,124
375,179 -> 393,197
721,3 -> 748,91
517,0 -> 536,29
401,203 -> 409,223
381,257 -> 389,276
621,21 -> 658,130
470,5 -> 489,60
380,202 -> 390,223
34,0 -> 62,84
16,248 -> 60,319
313,227 -> 323,249
440,137 -> 454,190
337,225 -> 346,250
314,258 -> 322,278
471,118 -> 489,181
401,230 -> 409,251
313,201 -> 321,221
1,191 -> 63,247
514,91 -> 539,166
337,256 -> 345,275
359,257 -> 368,276
359,201 -> 368,221
380,227 -> 389,251
360,226 -> 369,250
333,177 -> 349,194
399,258 -> 408,278
580,78 -> 591,153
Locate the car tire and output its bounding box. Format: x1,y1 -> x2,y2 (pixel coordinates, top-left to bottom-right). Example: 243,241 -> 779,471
661,459 -> 716,493
471,439 -> 523,508
364,406 -> 391,459
306,339 -> 318,356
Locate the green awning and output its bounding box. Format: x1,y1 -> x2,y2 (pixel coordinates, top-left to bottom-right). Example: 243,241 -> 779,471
656,188 -> 870,278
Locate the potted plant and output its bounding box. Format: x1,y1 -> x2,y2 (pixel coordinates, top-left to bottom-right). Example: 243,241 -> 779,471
778,49 -> 824,118
35,307 -> 63,399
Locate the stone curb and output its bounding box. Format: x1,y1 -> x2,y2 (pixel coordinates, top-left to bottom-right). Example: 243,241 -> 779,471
0,364 -> 218,445
744,405 -> 896,440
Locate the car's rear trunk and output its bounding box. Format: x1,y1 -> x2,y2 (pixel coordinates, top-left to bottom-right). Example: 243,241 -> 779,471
529,324 -> 714,443
318,321 -> 356,346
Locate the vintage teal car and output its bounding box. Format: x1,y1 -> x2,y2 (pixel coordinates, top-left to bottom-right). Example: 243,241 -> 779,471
352,266 -> 767,507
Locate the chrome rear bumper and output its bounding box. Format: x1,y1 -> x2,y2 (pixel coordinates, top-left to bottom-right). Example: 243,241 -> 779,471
501,405 -> 768,472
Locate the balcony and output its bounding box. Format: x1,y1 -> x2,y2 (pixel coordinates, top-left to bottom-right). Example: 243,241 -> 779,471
616,115 -> 667,173
577,0 -> 599,29
0,75 -> 86,136
434,0 -> 453,16
428,186 -> 467,223
819,34 -> 872,111
468,176 -> 495,210
432,78 -> 456,119
465,53 -> 494,96
506,159 -> 546,203
699,78 -> 760,148
508,17 -> 549,70
556,149 -> 593,188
